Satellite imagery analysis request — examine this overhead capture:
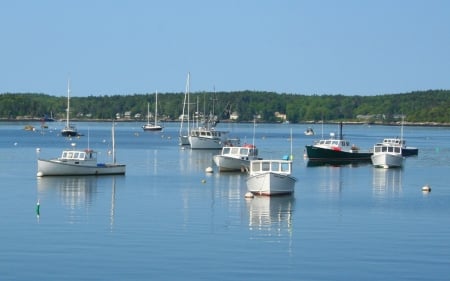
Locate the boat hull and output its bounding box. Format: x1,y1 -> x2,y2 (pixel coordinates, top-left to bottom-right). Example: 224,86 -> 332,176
213,155 -> 250,172
142,126 -> 163,131
189,136 -> 224,149
246,172 -> 296,196
402,147 -> 418,156
371,153 -> 404,168
305,145 -> 373,163
37,159 -> 126,176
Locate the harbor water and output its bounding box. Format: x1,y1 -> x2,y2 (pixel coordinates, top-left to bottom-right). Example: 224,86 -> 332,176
0,121 -> 449,280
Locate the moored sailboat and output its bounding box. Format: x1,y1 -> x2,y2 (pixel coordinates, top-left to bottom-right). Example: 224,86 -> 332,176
61,79 -> 78,137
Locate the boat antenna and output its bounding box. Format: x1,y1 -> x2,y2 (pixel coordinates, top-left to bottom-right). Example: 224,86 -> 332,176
401,114 -> 404,142
112,121 -> 116,164
290,128 -> 293,160
252,117 -> 256,146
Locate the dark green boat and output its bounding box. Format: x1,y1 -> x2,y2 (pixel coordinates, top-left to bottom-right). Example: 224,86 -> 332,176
305,122 -> 373,163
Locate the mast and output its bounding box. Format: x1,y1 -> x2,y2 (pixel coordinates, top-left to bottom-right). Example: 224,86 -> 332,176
187,72 -> 190,133
155,90 -> 158,126
66,79 -> 70,128
112,121 -> 116,164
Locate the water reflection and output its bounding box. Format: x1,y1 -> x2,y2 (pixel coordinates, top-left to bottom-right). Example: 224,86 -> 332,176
246,195 -> 295,236
372,168 -> 403,198
37,176 -> 98,209
179,148 -> 217,174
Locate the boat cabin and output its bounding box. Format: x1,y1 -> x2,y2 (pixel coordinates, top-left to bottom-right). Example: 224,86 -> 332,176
374,144 -> 402,154
221,145 -> 258,159
250,160 -> 292,175
382,138 -> 405,146
59,149 -> 97,161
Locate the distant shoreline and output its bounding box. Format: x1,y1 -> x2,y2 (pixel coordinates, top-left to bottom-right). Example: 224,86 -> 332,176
2,118 -> 450,127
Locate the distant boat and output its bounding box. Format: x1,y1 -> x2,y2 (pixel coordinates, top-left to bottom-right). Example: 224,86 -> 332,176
188,95 -> 239,149
304,127 -> 314,136
371,143 -> 404,168
246,159 -> 296,196
213,144 -> 260,172
304,122 -> 372,163
179,72 -> 191,145
61,80 -> 78,137
37,122 -> 126,176
142,91 -> 163,131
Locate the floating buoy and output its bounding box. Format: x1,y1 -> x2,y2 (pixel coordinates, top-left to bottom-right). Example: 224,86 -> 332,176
36,200 -> 40,217
245,192 -> 254,198
36,171 -> 43,177
422,184 -> 431,192
201,179 -> 206,184
71,142 -> 76,147
36,148 -> 41,152
205,167 -> 213,173
14,142 -> 18,146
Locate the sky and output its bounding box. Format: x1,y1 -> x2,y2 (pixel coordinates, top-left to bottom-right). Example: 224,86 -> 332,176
1,0 -> 450,97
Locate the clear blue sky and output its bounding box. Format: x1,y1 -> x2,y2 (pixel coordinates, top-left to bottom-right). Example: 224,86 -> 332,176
2,0 -> 449,97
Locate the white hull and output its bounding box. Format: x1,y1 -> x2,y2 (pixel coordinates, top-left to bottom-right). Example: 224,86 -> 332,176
371,153 -> 403,168
189,135 -> 225,149
246,172 -> 296,195
37,159 -> 126,176
142,124 -> 163,131
213,155 -> 250,172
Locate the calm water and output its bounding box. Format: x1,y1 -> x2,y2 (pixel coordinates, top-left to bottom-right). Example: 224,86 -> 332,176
0,121 -> 449,280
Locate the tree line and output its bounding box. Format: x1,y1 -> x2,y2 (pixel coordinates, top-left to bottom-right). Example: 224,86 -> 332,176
1,89 -> 449,124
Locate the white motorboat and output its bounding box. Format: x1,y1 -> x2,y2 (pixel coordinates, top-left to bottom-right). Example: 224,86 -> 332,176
371,143 -> 404,168
37,123 -> 126,176
61,79 -> 78,137
142,91 -> 163,131
246,159 -> 296,196
213,144 -> 260,172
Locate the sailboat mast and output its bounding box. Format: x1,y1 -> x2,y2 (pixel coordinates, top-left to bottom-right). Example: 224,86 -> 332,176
112,121 -> 116,164
187,72 -> 190,133
155,90 -> 158,126
66,79 -> 70,127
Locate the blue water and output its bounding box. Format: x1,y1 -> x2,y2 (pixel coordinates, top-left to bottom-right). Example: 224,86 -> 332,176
0,121 -> 449,281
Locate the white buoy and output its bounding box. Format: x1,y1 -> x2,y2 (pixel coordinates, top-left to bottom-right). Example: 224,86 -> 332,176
422,184 -> 431,192
36,148 -> 41,152
245,192 -> 254,198
201,179 -> 206,184
71,142 -> 76,147
36,171 -> 43,177
205,167 -> 213,173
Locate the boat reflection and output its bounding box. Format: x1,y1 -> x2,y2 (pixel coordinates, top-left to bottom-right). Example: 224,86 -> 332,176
306,159 -> 371,168
37,176 -> 98,209
372,168 -> 403,198
246,195 -> 295,235
179,148 -> 217,174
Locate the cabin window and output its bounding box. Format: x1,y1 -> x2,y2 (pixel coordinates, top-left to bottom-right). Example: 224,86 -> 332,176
223,147 -> 231,154
262,162 -> 270,171
271,162 -> 280,172
253,162 -> 261,172
241,148 -> 249,155
230,147 -> 239,154
281,163 -> 290,172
